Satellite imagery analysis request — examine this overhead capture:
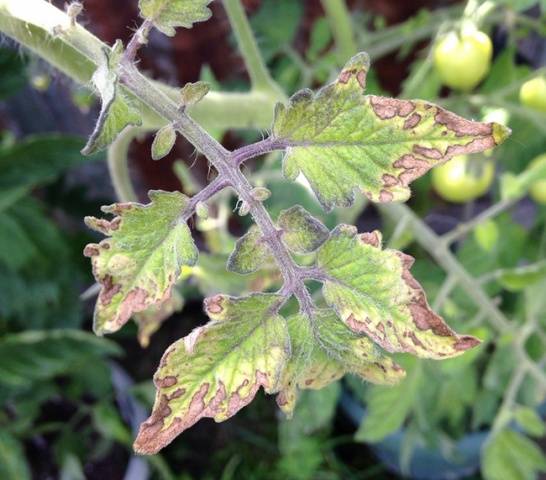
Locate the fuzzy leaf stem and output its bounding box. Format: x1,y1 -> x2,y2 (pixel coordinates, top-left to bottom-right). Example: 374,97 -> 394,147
117,60 -> 315,316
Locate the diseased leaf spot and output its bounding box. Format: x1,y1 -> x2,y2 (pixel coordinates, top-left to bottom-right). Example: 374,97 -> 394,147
403,112 -> 421,129
204,295 -> 224,315
370,97 -> 415,119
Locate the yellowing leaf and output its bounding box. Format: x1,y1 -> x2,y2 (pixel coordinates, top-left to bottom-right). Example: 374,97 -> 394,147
272,52 -> 510,210
227,225 -> 273,274
139,0 -> 213,36
151,124 -> 177,161
133,294 -> 289,454
84,190 -> 197,335
180,81 -> 210,106
276,310 -> 405,416
82,41 -> 141,155
277,205 -> 329,254
133,289 -> 184,347
316,225 -> 480,359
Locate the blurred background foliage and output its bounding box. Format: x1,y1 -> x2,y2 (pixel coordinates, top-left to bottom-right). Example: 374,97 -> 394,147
0,0 -> 546,479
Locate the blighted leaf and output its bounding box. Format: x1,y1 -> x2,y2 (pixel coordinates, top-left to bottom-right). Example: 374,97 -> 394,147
151,124 -> 176,161
277,205 -> 329,254
180,81 -> 210,106
316,225 -> 480,359
276,309 -> 405,416
272,52 -> 510,210
82,41 -> 141,155
482,430 -> 546,480
139,0 -> 212,36
134,289 -> 184,348
84,190 -> 197,335
227,225 -> 273,274
133,293 -> 289,454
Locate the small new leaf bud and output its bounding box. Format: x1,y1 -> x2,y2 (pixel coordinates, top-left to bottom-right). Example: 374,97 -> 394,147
66,2 -> 83,27
250,187 -> 271,202
195,201 -> 209,219
180,81 -> 210,107
151,124 -> 177,161
238,201 -> 250,217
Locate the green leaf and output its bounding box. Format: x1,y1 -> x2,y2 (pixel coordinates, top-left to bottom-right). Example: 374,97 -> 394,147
227,225 -> 273,274
139,0 -> 212,36
133,289 -> 184,347
316,225 -> 480,359
277,205 -> 329,254
482,430 -> 546,480
276,309 -> 405,416
84,190 -> 197,335
133,293 -> 289,454
151,124 -> 177,160
0,212 -> 39,270
0,135 -> 94,195
355,361 -> 421,443
0,330 -> 120,389
180,81 -> 210,106
278,384 -> 338,480
82,41 -> 141,155
0,431 -> 30,480
272,52 -> 510,210
498,261 -> 546,292
514,406 -> 546,438
0,47 -> 27,100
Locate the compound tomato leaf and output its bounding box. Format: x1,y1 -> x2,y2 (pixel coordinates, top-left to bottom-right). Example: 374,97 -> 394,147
272,52 -> 510,210
82,41 -> 141,155
133,293 -> 289,454
277,205 -> 329,254
133,289 -> 185,348
227,225 -> 273,274
276,309 -> 405,416
139,0 -> 213,36
84,190 -> 197,335
316,225 -> 480,359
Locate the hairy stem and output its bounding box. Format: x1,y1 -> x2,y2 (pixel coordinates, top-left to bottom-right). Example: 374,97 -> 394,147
441,197 -> 517,246
222,0 -> 283,97
181,176 -> 229,221
107,127 -> 142,202
232,137 -> 286,167
321,0 -> 357,62
0,0 -> 277,131
117,61 -> 314,314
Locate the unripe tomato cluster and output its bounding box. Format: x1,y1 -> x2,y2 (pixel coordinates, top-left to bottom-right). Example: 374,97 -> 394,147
433,30 -> 493,91
432,155 -> 494,203
519,77 -> 546,113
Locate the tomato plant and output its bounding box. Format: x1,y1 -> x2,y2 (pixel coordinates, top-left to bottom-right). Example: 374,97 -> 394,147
1,1 -> 545,479
434,29 -> 492,91
432,155 -> 495,203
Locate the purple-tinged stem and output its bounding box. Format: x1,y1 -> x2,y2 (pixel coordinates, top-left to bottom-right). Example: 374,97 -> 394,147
231,136 -> 286,166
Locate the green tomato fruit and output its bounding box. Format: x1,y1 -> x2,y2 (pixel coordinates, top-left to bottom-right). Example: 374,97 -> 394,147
529,154 -> 546,205
519,77 -> 546,113
433,30 -> 493,91
432,155 -> 495,203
